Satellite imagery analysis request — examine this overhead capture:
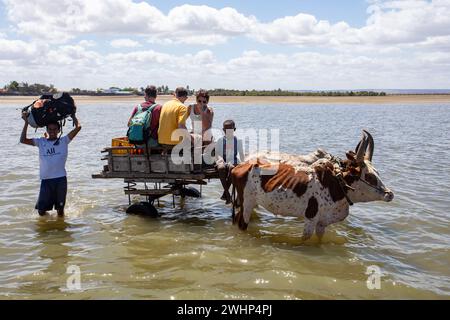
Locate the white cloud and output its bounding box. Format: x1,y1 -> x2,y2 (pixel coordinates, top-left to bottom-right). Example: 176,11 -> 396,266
419,51 -> 450,65
3,1 -> 255,45
166,5 -> 255,36
1,1 -> 450,89
46,45 -> 102,67
4,0 -> 450,50
146,33 -> 230,46
78,40 -> 97,48
252,0 -> 450,49
0,38 -> 41,60
106,50 -> 174,66
4,0 -> 165,42
2,41 -> 449,90
191,50 -> 216,65
110,38 -> 142,48
362,0 -> 450,45
252,14 -> 360,47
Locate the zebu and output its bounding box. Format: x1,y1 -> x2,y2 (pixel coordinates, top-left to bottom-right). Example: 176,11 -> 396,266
231,130 -> 394,241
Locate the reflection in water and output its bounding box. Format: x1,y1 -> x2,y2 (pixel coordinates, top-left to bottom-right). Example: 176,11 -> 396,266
31,217 -> 73,294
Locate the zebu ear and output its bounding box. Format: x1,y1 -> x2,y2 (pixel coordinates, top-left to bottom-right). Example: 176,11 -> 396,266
346,151 -> 356,161
354,141 -> 361,153
349,166 -> 361,175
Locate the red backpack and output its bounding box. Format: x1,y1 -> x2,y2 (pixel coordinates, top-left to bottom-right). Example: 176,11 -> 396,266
149,104 -> 162,141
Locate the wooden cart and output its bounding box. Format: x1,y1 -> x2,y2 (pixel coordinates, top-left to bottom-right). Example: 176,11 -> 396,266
92,146 -> 219,216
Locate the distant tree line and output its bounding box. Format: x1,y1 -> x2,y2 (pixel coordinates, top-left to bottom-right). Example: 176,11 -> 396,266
154,85 -> 195,95
1,81 -> 57,95
2,81 -> 386,97
207,88 -> 387,96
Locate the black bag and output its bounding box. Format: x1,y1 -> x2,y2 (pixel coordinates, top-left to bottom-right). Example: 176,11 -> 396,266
23,92 -> 76,128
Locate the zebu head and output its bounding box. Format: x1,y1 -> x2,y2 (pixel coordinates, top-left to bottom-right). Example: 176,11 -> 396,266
343,130 -> 394,203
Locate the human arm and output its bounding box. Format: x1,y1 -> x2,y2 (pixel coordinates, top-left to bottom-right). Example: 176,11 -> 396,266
215,137 -> 224,162
68,113 -> 82,141
20,112 -> 34,146
177,105 -> 188,130
205,106 -> 214,131
238,139 -> 245,163
209,108 -> 214,127
127,106 -> 138,127
186,104 -> 193,132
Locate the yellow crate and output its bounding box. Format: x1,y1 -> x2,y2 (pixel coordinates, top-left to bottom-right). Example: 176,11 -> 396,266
111,137 -> 134,155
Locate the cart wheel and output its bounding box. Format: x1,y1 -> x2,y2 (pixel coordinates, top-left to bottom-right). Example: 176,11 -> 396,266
180,187 -> 201,198
126,202 -> 159,217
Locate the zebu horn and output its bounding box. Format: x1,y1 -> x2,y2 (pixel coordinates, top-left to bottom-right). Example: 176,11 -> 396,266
356,131 -> 368,163
354,141 -> 361,153
363,130 -> 374,162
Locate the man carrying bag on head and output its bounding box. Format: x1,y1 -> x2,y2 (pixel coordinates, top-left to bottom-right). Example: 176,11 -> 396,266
20,106 -> 82,217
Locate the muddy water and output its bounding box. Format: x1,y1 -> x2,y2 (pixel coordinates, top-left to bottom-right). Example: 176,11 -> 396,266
0,101 -> 449,299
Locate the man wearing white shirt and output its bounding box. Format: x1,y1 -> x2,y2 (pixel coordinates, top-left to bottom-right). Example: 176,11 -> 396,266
20,110 -> 82,217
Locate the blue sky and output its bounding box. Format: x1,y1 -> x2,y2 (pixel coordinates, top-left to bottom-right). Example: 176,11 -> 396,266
152,0 -> 369,25
1,0 -> 449,90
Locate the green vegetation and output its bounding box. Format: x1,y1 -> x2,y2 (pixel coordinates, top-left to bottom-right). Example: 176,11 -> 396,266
70,88 -> 97,95
1,81 -> 57,95
156,85 -> 170,94
1,81 -> 386,96
207,88 -> 386,96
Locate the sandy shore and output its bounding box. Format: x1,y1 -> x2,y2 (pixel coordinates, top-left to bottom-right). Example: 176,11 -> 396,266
1,94 -> 450,105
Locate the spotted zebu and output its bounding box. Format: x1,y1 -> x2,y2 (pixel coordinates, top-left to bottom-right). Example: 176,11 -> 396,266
231,130 -> 394,241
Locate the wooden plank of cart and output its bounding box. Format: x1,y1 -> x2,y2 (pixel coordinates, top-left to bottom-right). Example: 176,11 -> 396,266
92,145 -> 219,216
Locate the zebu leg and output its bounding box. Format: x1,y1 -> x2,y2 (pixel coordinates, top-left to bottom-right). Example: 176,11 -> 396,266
315,223 -> 326,242
314,206 -> 349,242
232,183 -> 252,230
302,220 -> 316,241
238,187 -> 256,230
232,181 -> 245,228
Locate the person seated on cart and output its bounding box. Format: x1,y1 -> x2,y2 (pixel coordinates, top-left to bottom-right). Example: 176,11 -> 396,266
158,87 -> 189,152
187,89 -> 214,146
128,85 -> 162,150
215,120 -> 245,204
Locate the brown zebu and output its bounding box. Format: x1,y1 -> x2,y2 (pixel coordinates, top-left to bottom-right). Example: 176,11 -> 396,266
231,130 -> 394,241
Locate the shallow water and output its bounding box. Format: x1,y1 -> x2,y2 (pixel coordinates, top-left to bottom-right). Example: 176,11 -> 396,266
0,101 -> 449,299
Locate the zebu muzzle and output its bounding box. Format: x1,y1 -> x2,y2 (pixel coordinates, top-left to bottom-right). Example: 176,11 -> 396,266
384,190 -> 394,202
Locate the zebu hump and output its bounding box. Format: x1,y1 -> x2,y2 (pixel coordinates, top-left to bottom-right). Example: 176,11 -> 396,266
258,163 -> 311,198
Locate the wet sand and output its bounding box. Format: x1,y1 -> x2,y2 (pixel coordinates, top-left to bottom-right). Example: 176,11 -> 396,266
1,94 -> 450,105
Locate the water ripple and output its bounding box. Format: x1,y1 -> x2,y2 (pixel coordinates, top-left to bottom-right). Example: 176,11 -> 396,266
0,103 -> 449,298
